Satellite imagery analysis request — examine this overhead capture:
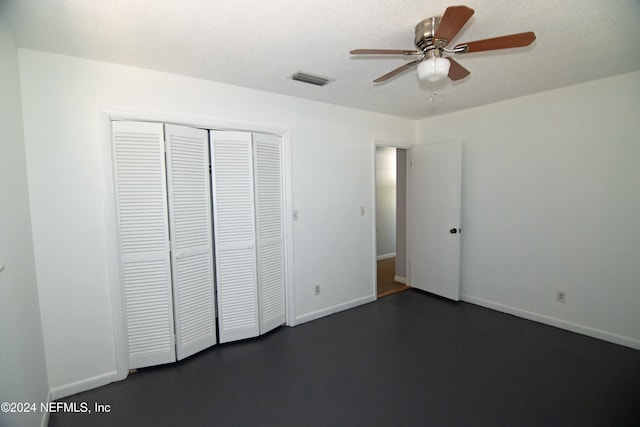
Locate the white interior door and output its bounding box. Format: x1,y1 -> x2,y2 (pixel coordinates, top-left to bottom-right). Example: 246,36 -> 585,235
165,124 -> 217,360
253,133 -> 286,334
112,121 -> 176,369
410,141 -> 462,301
210,130 -> 260,343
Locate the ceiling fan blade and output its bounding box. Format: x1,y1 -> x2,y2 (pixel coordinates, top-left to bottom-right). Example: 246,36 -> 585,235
446,58 -> 470,81
433,5 -> 475,43
454,32 -> 536,53
350,49 -> 420,55
373,59 -> 422,83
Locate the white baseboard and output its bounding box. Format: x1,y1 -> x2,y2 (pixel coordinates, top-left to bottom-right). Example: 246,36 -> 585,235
296,295 -> 376,325
50,370 -> 119,400
394,275 -> 407,284
461,294 -> 640,351
40,390 -> 52,427
376,252 -> 396,261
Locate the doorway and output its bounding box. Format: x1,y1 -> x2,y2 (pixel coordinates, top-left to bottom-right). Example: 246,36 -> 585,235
375,146 -> 409,298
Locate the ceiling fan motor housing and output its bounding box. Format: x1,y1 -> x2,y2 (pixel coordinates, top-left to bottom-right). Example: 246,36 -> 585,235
414,16 -> 442,55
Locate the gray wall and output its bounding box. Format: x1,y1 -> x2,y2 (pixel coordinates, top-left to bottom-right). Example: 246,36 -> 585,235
0,11 -> 50,427
375,146 -> 396,257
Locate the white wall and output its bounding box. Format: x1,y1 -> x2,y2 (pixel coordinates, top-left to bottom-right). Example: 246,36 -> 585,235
18,49 -> 414,397
0,14 -> 50,427
20,45 -> 636,402
416,71 -> 640,349
375,146 -> 396,257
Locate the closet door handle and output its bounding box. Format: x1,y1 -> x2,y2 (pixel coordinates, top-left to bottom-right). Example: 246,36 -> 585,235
176,252 -> 183,259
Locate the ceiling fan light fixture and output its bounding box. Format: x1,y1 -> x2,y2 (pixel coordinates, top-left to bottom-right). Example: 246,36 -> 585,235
417,57 -> 450,82
350,5 -> 535,84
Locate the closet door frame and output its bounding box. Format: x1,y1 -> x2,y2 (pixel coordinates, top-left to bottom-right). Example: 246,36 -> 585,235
99,109 -> 295,381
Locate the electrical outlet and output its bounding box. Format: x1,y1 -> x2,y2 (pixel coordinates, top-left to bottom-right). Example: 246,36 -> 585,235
556,290 -> 567,303
314,285 -> 321,296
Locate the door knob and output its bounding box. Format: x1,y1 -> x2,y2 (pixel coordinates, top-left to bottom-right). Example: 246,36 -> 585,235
449,228 -> 461,234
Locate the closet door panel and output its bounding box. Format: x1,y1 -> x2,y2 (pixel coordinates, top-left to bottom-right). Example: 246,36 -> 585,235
253,133 -> 286,333
210,130 -> 260,343
112,121 -> 176,369
165,124 -> 217,360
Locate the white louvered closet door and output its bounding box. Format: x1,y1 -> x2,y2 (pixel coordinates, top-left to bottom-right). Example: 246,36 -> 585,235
210,131 -> 260,343
253,133 -> 286,334
165,124 -> 217,360
111,121 -> 176,369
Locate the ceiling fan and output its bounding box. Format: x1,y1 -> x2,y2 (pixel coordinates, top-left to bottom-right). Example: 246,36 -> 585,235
350,5 -> 536,83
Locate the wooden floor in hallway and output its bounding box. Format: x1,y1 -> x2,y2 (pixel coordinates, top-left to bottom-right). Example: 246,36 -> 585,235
376,256 -> 409,298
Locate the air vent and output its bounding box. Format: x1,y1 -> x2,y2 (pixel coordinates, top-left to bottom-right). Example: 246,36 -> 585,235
291,72 -> 332,86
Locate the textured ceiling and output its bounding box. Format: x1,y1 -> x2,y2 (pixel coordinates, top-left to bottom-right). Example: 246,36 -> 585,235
3,0 -> 640,119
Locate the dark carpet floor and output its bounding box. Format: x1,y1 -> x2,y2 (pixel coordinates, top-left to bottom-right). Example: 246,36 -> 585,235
49,289 -> 640,427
